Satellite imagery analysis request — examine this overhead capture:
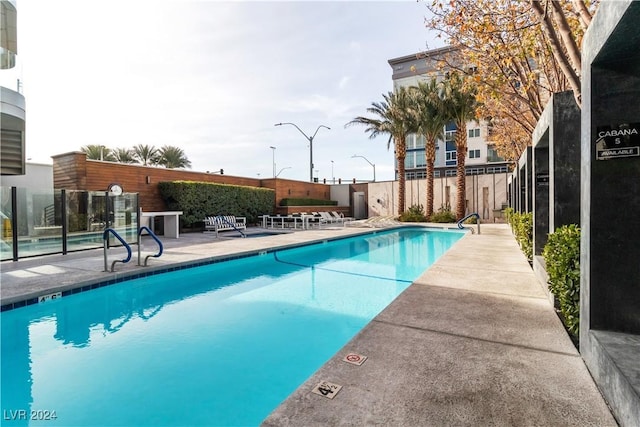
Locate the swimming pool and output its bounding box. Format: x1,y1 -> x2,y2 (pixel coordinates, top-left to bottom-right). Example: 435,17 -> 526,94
1,227 -> 464,426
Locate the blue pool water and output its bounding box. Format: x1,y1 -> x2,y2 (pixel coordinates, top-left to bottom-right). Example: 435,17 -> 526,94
1,227 -> 463,426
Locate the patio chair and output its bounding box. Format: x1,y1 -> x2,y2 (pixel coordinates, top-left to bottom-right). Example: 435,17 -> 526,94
330,211 -> 354,224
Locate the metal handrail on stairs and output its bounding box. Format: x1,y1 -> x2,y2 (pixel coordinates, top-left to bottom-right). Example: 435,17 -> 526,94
138,226 -> 163,266
457,213 -> 481,234
103,228 -> 132,272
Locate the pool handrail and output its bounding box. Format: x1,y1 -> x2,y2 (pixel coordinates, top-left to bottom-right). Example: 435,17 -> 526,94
103,228 -> 132,272
457,213 -> 481,234
138,226 -> 164,266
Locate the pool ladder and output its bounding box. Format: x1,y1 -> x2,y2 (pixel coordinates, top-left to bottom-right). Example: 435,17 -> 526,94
138,226 -> 163,266
103,227 -> 164,272
457,213 -> 481,234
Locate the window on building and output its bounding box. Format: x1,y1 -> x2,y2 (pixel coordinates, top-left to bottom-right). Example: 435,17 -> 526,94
487,166 -> 509,174
434,170 -> 441,178
445,151 -> 457,166
445,169 -> 456,177
469,149 -> 481,159
465,167 -> 485,175
467,128 -> 480,138
487,146 -> 505,162
445,130 -> 456,142
405,153 -> 415,169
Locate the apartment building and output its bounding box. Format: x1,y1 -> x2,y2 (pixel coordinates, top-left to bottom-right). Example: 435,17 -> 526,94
1,0 -> 25,176
388,46 -> 509,180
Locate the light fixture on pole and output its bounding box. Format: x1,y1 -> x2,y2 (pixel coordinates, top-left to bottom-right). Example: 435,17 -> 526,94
331,160 -> 334,184
274,122 -> 330,182
352,154 -> 376,182
269,146 -> 276,178
276,166 -> 292,177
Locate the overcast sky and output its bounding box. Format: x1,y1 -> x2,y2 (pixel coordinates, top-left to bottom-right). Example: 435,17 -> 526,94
13,0 -> 441,182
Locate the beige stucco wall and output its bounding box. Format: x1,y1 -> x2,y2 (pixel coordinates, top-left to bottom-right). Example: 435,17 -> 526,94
366,173 -> 509,221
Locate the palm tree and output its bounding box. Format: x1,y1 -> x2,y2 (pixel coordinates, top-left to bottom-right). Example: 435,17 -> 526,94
113,147 -> 137,163
346,86 -> 414,214
81,144 -> 115,161
442,72 -> 479,220
410,79 -> 448,218
158,145 -> 192,169
133,144 -> 160,166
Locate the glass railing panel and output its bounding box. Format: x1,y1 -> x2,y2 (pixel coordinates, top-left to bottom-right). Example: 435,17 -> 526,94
65,190 -> 106,252
0,186 -> 14,261
14,188 -> 63,258
109,192 -> 138,245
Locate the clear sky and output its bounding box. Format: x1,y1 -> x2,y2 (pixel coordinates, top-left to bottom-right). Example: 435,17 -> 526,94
14,0 -> 441,182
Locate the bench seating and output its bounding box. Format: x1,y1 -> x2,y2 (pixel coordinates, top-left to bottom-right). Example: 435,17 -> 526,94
204,216 -> 247,237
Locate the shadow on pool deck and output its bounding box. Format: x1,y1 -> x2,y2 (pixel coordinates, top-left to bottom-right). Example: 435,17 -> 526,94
0,224 -> 617,425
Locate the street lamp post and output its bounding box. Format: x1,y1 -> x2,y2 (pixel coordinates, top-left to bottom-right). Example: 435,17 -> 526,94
331,160 -> 334,184
274,122 -> 330,182
352,154 -> 376,182
276,166 -> 292,177
269,146 -> 276,178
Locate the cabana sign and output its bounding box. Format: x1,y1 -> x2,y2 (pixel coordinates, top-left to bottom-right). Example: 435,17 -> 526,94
595,123 -> 640,160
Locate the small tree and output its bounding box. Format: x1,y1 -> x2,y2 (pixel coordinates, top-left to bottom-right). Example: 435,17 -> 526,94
158,145 -> 192,169
410,79 -> 447,218
81,144 -> 115,161
346,87 -> 414,214
442,73 -> 479,220
113,147 -> 137,163
133,144 -> 160,166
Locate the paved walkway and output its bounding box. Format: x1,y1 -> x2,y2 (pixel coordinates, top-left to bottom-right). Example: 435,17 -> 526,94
1,224 -> 617,425
262,225 -> 617,426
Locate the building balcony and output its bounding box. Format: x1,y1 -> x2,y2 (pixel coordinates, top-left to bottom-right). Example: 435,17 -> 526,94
1,86 -> 25,175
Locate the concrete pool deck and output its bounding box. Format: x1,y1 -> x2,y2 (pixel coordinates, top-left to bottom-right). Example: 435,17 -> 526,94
0,224 -> 617,425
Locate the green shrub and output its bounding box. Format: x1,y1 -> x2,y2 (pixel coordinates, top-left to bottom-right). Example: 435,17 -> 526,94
279,198 -> 337,206
508,211 -> 533,260
399,204 -> 427,222
428,205 -> 456,223
543,224 -> 581,337
503,207 -> 514,225
158,181 -> 275,226
464,216 -> 477,224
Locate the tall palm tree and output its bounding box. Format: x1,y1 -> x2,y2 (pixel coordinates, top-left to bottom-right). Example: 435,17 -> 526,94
81,144 -> 115,161
346,86 -> 414,214
158,145 -> 192,169
133,144 -> 159,166
442,72 -> 479,220
113,147 -> 137,163
410,79 -> 448,218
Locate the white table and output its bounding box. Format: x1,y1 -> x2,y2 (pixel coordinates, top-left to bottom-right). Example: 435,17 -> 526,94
140,210 -> 183,238
265,215 -> 304,230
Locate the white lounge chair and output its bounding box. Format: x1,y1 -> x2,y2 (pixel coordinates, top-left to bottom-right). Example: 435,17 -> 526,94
330,211 -> 354,224
204,215 -> 246,237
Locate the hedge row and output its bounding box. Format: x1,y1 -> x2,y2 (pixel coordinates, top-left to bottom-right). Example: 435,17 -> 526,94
543,224 -> 581,337
158,181 -> 275,226
504,208 -> 533,261
279,198 -> 337,206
